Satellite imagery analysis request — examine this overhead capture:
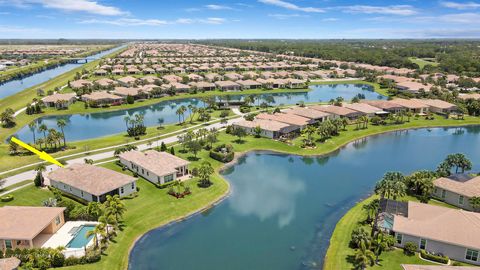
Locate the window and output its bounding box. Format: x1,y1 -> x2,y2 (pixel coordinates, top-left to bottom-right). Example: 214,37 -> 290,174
142,169 -> 144,174
441,190 -> 446,199
396,233 -> 403,244
419,239 -> 427,250
434,188 -> 438,194
121,187 -> 124,193
459,195 -> 464,205
466,249 -> 479,262
131,182 -> 135,189
5,240 -> 12,249
55,216 -> 61,225
164,174 -> 174,183
16,240 -> 21,245
81,191 -> 84,197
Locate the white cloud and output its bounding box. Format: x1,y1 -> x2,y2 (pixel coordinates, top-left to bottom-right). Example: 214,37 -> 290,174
342,5 -> 417,16
80,18 -> 168,26
200,17 -> 227,24
440,12 -> 480,23
440,1 -> 480,9
259,0 -> 324,13
1,0 -> 126,16
205,4 -> 233,10
268,13 -> 308,19
322,17 -> 339,22
79,17 -> 229,26
0,25 -> 42,33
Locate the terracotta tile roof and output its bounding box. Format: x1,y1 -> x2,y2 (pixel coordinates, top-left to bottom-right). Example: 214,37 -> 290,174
360,100 -> 404,110
0,206 -> 65,240
284,107 -> 331,119
393,201 -> 480,249
310,105 -> 360,117
413,99 -> 457,110
235,119 -> 291,132
402,265 -> 479,270
119,150 -> 189,177
215,80 -> 240,88
48,164 -> 136,196
343,103 -> 383,114
433,176 -> 480,197
42,93 -> 76,103
391,98 -> 429,109
82,91 -> 123,102
112,87 -> 143,96
256,112 -> 311,126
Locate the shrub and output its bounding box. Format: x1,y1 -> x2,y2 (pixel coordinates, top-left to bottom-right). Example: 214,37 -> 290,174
0,195 -> 14,202
209,144 -> 234,163
420,250 -> 449,264
403,242 -> 418,256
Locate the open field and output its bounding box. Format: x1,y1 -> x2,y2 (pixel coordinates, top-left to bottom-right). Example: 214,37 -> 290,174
408,57 -> 439,69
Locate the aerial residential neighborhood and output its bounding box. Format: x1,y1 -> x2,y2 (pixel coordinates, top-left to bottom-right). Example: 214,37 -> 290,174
0,1 -> 480,270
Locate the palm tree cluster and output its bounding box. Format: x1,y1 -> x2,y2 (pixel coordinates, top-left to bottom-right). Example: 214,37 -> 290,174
177,128 -> 219,158
123,113 -> 146,137
374,172 -> 407,200
300,118 -> 349,147
0,108 -> 15,128
3,246 -> 66,269
86,195 -> 126,251
436,153 -> 473,176
350,228 -> 394,269
113,144 -> 138,156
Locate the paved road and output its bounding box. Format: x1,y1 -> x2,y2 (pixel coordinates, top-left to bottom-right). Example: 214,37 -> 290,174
1,117 -> 243,188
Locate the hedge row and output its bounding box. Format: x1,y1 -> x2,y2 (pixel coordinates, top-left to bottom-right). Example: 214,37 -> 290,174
420,250 -> 449,264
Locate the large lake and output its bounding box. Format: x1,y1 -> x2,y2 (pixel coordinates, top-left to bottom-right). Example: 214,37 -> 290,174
16,84 -> 383,142
0,45 -> 125,99
128,126 -> 480,270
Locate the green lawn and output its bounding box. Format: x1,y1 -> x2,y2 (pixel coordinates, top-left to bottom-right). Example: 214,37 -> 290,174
324,194 -> 457,270
0,184 -> 52,206
408,57 -> 439,69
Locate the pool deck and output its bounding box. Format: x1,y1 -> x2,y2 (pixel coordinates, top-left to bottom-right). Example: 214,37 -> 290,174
42,221 -> 98,250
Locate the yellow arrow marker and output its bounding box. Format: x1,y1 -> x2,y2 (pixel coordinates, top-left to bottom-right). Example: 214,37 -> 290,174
10,137 -> 64,167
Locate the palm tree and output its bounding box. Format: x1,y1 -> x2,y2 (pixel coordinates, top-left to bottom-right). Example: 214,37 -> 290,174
176,107 -> 184,124
86,223 -> 106,250
56,119 -> 67,147
28,121 -> 37,144
372,232 -> 389,264
104,195 -> 126,225
406,170 -> 436,197
354,241 -> 375,270
362,199 -> 379,224
123,115 -> 131,129
99,214 -> 116,240
375,172 -> 406,200
38,124 -> 48,148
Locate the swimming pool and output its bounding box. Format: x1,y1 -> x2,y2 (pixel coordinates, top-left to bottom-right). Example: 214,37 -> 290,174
66,225 -> 96,248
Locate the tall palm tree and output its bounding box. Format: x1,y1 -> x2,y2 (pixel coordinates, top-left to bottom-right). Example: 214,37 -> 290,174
38,124 -> 48,149
372,232 -> 389,264
86,223 -> 106,250
56,119 -> 67,147
104,195 -> 126,225
354,241 -> 375,270
28,121 -> 37,144
99,214 -> 116,240
123,115 -> 131,129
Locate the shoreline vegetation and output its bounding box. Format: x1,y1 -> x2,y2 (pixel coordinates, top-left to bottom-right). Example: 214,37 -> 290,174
2,116 -> 480,269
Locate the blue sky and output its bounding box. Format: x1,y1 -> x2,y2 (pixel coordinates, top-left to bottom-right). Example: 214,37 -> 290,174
0,0 -> 479,39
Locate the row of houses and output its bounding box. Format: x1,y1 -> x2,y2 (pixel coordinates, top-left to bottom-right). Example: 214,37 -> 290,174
234,98 -> 458,139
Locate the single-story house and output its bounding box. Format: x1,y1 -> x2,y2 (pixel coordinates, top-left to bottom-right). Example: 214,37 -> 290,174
361,100 -> 405,114
233,119 -> 296,139
458,94 -> 480,101
343,102 -> 385,117
82,91 -> 123,105
42,93 -> 76,109
236,79 -> 262,90
256,112 -> 313,130
390,98 -> 429,114
285,79 -> 307,89
171,83 -> 191,92
310,105 -> 363,120
48,164 -> 137,202
117,76 -> 138,86
0,206 -> 65,252
94,69 -> 107,76
95,78 -> 116,87
190,81 -> 216,91
433,176 -> 480,211
215,80 -> 241,91
112,87 -> 147,99
414,99 -> 458,115
119,150 -> 189,185
378,200 -> 480,266
70,79 -> 93,90
284,107 -> 332,123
